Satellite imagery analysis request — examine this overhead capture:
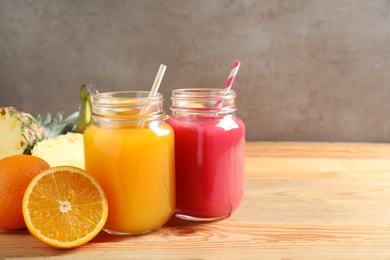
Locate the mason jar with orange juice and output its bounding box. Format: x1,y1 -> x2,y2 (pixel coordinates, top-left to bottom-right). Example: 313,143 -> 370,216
84,91 -> 175,235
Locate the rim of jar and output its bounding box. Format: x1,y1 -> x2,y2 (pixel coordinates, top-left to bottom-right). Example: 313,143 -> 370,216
93,91 -> 163,106
171,88 -> 236,100
170,88 -> 237,114
92,91 -> 164,121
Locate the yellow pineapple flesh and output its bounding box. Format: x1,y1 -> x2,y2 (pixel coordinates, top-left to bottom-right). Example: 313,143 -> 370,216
0,107 -> 46,160
31,132 -> 85,170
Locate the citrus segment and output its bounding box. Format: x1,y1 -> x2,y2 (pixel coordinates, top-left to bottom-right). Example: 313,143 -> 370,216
22,166 -> 108,248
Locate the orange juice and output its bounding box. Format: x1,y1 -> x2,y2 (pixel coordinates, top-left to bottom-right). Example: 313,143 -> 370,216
83,91 -> 175,235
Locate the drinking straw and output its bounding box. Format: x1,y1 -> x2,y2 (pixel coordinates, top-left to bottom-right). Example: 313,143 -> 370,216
215,60 -> 241,107
223,60 -> 241,92
140,64 -> 167,115
149,64 -> 167,97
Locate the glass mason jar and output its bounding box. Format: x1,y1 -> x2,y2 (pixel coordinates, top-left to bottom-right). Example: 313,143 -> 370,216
84,91 -> 175,235
166,88 -> 245,221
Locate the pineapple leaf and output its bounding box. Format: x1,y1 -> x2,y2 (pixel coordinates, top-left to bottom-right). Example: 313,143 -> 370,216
52,113 -> 63,125
64,111 -> 80,132
36,113 -> 52,126
43,113 -> 52,125
36,111 -> 80,138
63,111 -> 79,124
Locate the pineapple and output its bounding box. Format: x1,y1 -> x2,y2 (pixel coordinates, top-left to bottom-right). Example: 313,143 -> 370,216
31,132 -> 85,169
31,84 -> 98,169
0,107 -> 46,160
0,84 -> 97,167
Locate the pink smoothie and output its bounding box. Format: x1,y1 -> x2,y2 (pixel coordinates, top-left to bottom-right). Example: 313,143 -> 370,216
166,115 -> 245,219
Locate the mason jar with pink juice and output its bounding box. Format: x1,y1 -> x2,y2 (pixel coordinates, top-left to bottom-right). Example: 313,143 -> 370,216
166,88 -> 245,221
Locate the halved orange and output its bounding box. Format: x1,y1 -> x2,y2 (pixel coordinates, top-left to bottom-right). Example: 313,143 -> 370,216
22,166 -> 108,249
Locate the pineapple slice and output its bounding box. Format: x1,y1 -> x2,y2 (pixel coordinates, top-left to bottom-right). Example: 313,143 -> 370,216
0,107 -> 46,160
31,132 -> 85,170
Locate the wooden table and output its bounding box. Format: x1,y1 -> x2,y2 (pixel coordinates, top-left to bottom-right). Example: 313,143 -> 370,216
2,142 -> 390,259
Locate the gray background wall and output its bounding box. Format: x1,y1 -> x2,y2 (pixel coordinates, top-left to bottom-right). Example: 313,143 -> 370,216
1,0 -> 390,142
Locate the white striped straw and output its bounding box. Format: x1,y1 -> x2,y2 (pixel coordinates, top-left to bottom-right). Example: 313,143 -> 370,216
149,64 -> 167,97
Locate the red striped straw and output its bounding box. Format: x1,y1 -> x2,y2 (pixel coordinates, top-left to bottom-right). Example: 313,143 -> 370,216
223,60 -> 241,91
215,60 -> 241,107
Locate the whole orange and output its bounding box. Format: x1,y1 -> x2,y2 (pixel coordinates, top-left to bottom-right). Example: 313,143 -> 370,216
0,154 -> 50,230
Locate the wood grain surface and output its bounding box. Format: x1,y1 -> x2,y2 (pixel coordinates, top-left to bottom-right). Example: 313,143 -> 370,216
2,142 -> 390,259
